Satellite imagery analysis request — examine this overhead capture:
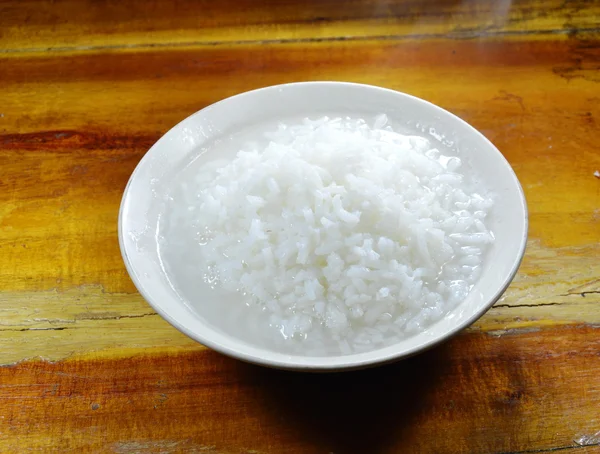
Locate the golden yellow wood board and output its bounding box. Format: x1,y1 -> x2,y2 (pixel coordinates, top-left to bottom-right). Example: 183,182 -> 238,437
0,0 -> 599,452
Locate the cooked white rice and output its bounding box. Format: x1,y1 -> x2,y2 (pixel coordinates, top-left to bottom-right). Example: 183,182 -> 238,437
160,115 -> 494,355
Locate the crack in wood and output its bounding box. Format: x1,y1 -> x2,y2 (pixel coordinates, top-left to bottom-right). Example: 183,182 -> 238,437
560,291 -> 600,298
500,440 -> 600,453
0,327 -> 70,332
493,302 -> 563,309
0,27 -> 599,55
0,313 -> 158,331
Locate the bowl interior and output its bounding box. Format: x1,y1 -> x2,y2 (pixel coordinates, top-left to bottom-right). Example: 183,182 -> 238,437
119,82 -> 527,371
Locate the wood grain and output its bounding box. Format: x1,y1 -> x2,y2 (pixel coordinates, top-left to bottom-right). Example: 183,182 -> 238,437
1,0 -> 598,51
0,0 -> 599,452
0,239 -> 598,365
1,327 -> 599,453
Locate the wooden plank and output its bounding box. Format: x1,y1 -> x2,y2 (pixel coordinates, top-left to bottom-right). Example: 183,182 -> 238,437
3,38 -> 599,141
1,0 -> 598,51
0,326 -> 598,453
0,243 -> 598,365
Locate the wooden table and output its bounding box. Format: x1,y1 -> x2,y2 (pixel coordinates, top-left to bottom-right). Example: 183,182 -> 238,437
1,1 -> 599,452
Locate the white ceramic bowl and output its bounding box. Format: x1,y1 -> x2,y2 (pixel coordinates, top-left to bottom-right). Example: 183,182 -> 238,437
119,82 -> 527,371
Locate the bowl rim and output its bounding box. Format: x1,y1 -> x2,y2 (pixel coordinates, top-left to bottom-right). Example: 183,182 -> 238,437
118,81 -> 529,371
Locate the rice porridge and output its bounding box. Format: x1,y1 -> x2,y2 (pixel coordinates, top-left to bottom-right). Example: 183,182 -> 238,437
156,115 -> 494,356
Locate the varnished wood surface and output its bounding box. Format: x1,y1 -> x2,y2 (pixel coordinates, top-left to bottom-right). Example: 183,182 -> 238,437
1,328 -> 600,453
2,0 -> 598,51
0,0 -> 599,452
